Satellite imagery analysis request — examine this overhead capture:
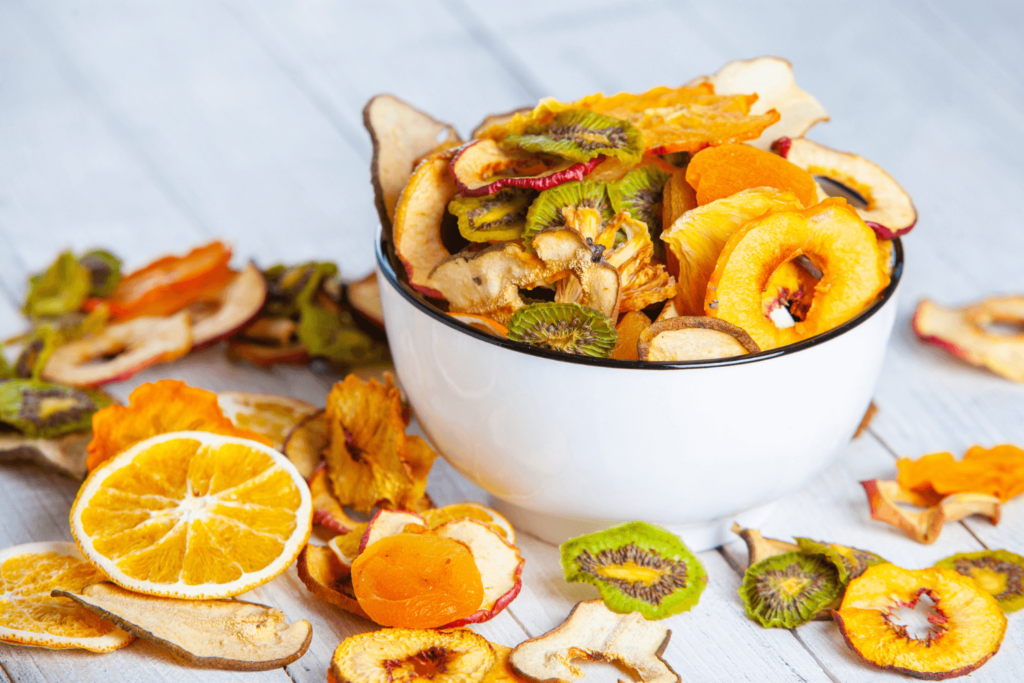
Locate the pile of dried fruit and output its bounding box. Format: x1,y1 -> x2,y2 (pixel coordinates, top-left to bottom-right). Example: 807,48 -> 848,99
368,57 -> 911,361
3,242 -> 387,387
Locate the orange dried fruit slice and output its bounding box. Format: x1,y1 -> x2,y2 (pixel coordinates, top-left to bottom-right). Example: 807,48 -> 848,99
860,479 -> 1000,545
706,198 -> 889,350
86,380 -> 272,472
0,541 -> 133,652
610,311 -> 652,361
217,391 -> 319,451
685,143 -> 818,207
448,312 -> 510,338
70,431 -> 312,599
330,628 -> 498,683
896,444 -> 1024,503
421,502 -> 515,544
282,410 -> 329,482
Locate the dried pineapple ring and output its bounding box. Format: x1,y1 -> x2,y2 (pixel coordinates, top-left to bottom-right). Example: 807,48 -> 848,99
706,199 -> 889,350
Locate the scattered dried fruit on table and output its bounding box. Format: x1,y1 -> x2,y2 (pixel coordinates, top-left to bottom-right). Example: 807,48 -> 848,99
934,550 -> 1024,613
740,551 -> 842,628
637,316 -> 759,361
0,432 -> 92,479
793,538 -> 887,584
86,379 -> 271,472
561,521 -> 706,620
0,379 -> 113,439
54,582 -> 312,670
347,272 -> 384,329
510,599 -> 679,683
914,297 -> 1024,382
282,410 -> 328,481
686,143 -> 817,207
506,302 -> 617,358
421,502 -> 515,544
0,541 -> 133,652
610,310 -> 652,361
71,431 -> 312,599
217,390 -> 318,451
309,465 -> 361,534
331,628 -> 498,683
833,563 -> 1007,680
297,544 -> 368,620
188,262 -> 267,347
860,479 -> 1001,544
897,444 -> 1024,502
854,402 -> 878,438
23,251 -> 93,318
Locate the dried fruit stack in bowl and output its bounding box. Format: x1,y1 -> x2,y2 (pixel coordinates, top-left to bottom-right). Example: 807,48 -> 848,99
371,57 -> 914,362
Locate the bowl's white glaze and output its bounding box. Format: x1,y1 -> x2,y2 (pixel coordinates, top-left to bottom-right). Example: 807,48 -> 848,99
377,233 -> 902,550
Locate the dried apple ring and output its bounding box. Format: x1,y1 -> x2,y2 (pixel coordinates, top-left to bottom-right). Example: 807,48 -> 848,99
706,198 -> 889,350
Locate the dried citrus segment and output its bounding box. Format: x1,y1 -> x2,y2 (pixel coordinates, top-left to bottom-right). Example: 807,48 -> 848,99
0,541 -> 133,652
685,143 -> 818,207
217,391 -> 318,451
87,380 -> 272,472
897,445 -> 1024,503
331,628 -> 497,683
96,241 -> 233,320
71,431 -> 312,599
448,312 -> 510,338
351,533 -> 484,628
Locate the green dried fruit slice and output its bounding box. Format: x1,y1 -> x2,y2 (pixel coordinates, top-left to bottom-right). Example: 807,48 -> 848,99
0,380 -> 114,438
934,550 -> 1024,612
507,303 -> 617,358
448,188 -> 535,243
608,164 -> 672,252
524,180 -> 612,247
740,551 -> 842,628
560,521 -> 707,620
794,538 -> 887,585
505,109 -> 644,166
80,250 -> 122,298
23,252 -> 92,319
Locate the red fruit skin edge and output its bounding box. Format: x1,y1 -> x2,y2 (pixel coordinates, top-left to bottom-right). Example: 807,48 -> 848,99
911,307 -> 973,363
450,142 -> 602,197
442,552 -> 525,627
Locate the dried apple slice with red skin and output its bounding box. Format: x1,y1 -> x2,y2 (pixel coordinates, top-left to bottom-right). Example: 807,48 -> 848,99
359,509 -> 427,554
450,139 -> 603,197
42,312 -> 192,387
189,263 -> 267,348
282,410 -> 329,481
309,465 -> 362,534
638,317 -> 759,361
913,297 -> 1024,382
347,273 -> 384,330
774,137 -> 916,238
297,545 -> 370,620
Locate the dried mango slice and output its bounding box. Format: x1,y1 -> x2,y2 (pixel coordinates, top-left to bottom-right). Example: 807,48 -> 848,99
914,297 -> 1024,383
86,379 -> 272,472
897,444 -> 1024,502
861,479 -> 1001,545
685,143 -> 818,207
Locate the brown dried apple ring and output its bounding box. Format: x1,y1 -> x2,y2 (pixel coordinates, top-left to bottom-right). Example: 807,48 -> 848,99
706,199 -> 889,350
774,137 -> 917,239
638,317 -> 759,361
914,297 -> 1024,382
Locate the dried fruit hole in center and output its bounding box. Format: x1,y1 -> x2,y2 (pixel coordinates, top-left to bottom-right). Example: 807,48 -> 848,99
886,592 -> 946,643
761,257 -> 820,328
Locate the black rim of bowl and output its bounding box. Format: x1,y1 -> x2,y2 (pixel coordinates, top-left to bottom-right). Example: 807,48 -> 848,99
376,229 -> 904,370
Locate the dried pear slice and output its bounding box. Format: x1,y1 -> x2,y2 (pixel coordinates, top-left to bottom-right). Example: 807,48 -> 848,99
638,317 -> 759,361
793,538 -> 888,585
560,521 -> 706,620
449,188 -> 535,243
331,628 -> 497,683
54,582 -> 312,670
739,551 -> 842,628
364,94 -> 460,231
506,302 -> 617,358
532,228 -> 621,320
833,564 -> 1007,679
0,380 -> 112,439
450,138 -> 602,196
523,179 -> 613,247
934,550 -> 1024,613
730,524 -> 799,567
0,432 -> 92,479
297,545 -> 369,620
504,109 -> 643,165
913,297 -> 1024,382
861,479 -> 1001,545
510,600 -> 679,683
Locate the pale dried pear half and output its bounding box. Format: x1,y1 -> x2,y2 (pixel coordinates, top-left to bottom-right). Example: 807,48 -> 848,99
364,94 -> 460,231
0,432 -> 91,479
861,479 -> 1001,544
510,600 -> 678,683
705,56 -> 829,150
638,317 -> 759,361
914,297 -> 1024,382
54,582 -> 312,670
730,523 -> 799,567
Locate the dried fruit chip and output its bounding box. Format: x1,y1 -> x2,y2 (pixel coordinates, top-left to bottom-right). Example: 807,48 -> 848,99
0,541 -> 133,652
854,402 -> 878,438
0,379 -> 113,439
217,390 -> 318,451
309,465 -> 361,534
297,544 -> 369,620
610,310 -> 652,361
55,582 -> 312,670
331,628 -> 497,683
448,312 -> 510,337
449,188 -> 534,243
861,479 -> 1001,545
897,444 -> 1024,502
532,227 -> 621,321
685,143 -> 818,207
914,297 -> 1024,383
87,379 -> 272,472
283,410 -> 329,481
347,272 -> 384,329
506,302 -> 618,358
934,550 -> 1024,613
421,502 -> 516,544
0,432 -> 92,480
79,250 -> 122,298
834,564 -> 1007,680
450,138 -> 601,197
793,538 -> 887,585
561,521 -> 706,620
739,551 -> 842,628
71,431 -> 313,599
599,212 -> 676,313
188,263 -> 267,347
23,251 -> 92,318
731,524 -> 799,566
510,600 -> 679,683
637,317 -> 759,361
504,109 -> 643,165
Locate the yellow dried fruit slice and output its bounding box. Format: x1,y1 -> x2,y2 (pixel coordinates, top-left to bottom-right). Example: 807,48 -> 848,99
422,502 -> 516,544
70,431 -> 312,599
0,541 -> 133,652
217,391 -> 319,451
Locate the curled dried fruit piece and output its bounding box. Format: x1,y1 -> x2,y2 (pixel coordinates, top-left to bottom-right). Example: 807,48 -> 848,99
524,179 -> 613,247
450,138 -> 601,197
506,302 -> 617,358
532,225 -> 621,320
834,564 -> 1007,680
347,272 -> 384,329
730,523 -> 799,566
0,432 -> 92,480
607,163 -> 672,243
448,312 -> 510,337
297,545 -> 368,620
510,600 -> 679,683
793,538 -> 887,584
861,479 -> 1001,545
0,380 -> 113,439
740,551 -> 842,628
686,143 -> 818,207
505,109 -> 643,165
449,188 -> 535,243
55,582 -> 312,671
23,251 -> 92,318
897,444 -> 1024,502
914,297 -> 1024,383
934,550 -> 1024,613
637,317 -> 759,361
283,410 -> 329,482
422,502 -> 515,544
189,263 -> 267,347
561,521 -> 706,620
308,465 -> 360,534
600,212 -> 675,313
331,628 -> 497,683
610,310 -> 652,361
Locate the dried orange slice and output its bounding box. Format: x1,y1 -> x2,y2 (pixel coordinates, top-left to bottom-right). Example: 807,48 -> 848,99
217,391 -> 319,451
0,541 -> 133,652
71,431 -> 312,599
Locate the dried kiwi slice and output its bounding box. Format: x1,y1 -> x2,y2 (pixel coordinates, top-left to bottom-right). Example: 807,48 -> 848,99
80,250 -> 122,297
740,551 -> 842,628
793,538 -> 887,585
524,180 -> 613,247
507,302 -> 616,358
505,109 -> 644,166
448,188 -> 535,243
934,550 -> 1024,612
0,380 -> 113,438
607,164 -> 672,241
560,521 -> 707,620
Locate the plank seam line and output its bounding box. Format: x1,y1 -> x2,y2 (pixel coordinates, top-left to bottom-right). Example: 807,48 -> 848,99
13,0 -> 215,240
435,0 -> 544,101
504,605 -> 534,639
284,663 -> 301,683
0,659 -> 13,683
790,630 -> 843,683
715,546 -> 743,576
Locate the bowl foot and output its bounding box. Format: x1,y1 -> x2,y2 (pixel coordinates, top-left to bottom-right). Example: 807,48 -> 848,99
491,499 -> 778,552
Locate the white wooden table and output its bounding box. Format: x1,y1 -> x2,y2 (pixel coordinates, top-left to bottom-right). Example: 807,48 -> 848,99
1,1 -> 1023,681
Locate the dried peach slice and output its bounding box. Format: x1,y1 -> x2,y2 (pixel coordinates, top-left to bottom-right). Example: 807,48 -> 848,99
914,297 -> 1024,382
685,143 -> 818,207
706,198 -> 889,350
860,479 -> 1001,544
834,564 -> 1007,679
331,628 -> 497,683
638,317 -> 759,361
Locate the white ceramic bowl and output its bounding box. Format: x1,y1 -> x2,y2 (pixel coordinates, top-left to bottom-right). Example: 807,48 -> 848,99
377,231 -> 903,551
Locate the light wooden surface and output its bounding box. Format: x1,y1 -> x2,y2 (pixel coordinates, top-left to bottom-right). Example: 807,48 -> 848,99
1,1 -> 1023,681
